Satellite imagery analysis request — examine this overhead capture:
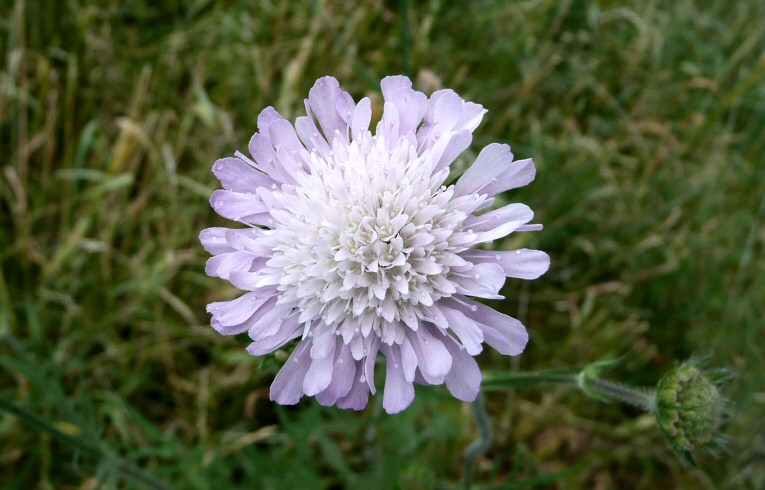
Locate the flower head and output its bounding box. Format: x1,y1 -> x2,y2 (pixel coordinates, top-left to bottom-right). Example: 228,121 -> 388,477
201,76 -> 549,413
654,358 -> 731,466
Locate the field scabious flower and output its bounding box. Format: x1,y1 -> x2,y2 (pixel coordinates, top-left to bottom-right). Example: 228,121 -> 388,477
201,76 -> 549,413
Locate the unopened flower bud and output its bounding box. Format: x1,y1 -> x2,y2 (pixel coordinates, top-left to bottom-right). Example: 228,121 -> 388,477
654,359 -> 730,467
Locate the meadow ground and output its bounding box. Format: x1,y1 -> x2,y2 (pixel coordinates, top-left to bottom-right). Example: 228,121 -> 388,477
1,1 -> 764,488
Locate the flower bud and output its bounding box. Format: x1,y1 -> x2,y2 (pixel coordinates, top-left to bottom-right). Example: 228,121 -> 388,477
654,359 -> 730,467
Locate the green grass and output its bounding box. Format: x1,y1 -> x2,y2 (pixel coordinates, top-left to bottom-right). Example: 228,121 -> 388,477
1,0 -> 764,488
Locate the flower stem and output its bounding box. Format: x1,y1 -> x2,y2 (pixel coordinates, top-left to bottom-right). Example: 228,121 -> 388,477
462,393 -> 493,490
482,365 -> 656,410
481,367 -> 582,390
580,376 -> 655,411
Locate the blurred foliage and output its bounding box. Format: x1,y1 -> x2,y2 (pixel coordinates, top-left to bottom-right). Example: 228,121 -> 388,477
1,0 -> 764,488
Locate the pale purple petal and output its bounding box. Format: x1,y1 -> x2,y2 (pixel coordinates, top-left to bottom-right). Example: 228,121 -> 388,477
406,326 -> 452,382
294,115 -> 332,155
482,158 -> 535,197
206,292 -> 262,330
434,129 -> 473,172
444,296 -> 528,356
429,89 -> 463,132
316,343 -> 356,405
400,337 -> 418,383
443,335 -> 482,402
246,315 -> 302,355
351,97 -> 372,140
381,75 -> 427,135
454,143 -> 512,196
440,306 -> 484,356
382,344 -> 415,414
468,203 -> 534,243
246,298 -> 293,340
205,251 -> 254,280
456,102 -> 487,133
336,375 -> 370,411
307,76 -> 347,143
212,157 -> 276,192
270,339 -> 312,405
258,107 -> 305,160
210,190 -> 268,222
461,249 -> 550,279
303,340 -> 336,396
451,262 -> 506,300
267,119 -> 308,165
199,227 -> 235,255
365,336 -> 380,394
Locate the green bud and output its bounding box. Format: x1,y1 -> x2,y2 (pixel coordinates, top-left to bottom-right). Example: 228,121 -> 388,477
653,358 -> 730,467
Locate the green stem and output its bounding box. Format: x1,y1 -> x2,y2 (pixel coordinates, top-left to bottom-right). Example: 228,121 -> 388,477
482,366 -> 656,411
580,377 -> 655,411
462,393 -> 492,490
481,367 -> 582,390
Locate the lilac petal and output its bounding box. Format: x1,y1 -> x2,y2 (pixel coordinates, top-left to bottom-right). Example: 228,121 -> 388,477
381,75 -> 427,135
465,203 -> 533,232
336,375 -> 370,410
210,190 -> 268,223
400,337 -> 419,383
382,344 -> 415,414
365,336 -> 380,394
440,307 -> 484,356
429,89 -> 463,133
247,133 -> 295,184
270,339 -> 312,405
379,101 -> 400,143
295,115 -> 332,155
443,336 -> 482,402
268,119 -> 307,161
246,315 -> 302,355
351,97 -> 372,140
258,108 -> 305,161
212,296 -> 284,336
444,296 -> 528,356
318,343 -> 356,402
205,251 -> 254,280
207,292 -> 261,328
336,90 -> 356,126
257,106 -> 282,135
307,76 -> 346,144
224,230 -> 275,257
469,204 -> 534,243
247,299 -> 294,341
247,133 -> 277,174
482,158 -> 535,197
199,227 -> 235,255
418,304 -> 449,330
228,271 -> 278,294
456,102 -> 487,133
406,326 -> 452,382
461,249 -> 550,280
434,129 -> 473,172
303,340 -> 336,396
452,262 -> 506,300
212,157 -> 276,193
454,143 -> 512,196
310,329 -> 337,359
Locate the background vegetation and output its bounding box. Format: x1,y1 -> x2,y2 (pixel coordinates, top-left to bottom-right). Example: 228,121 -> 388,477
1,0 -> 763,488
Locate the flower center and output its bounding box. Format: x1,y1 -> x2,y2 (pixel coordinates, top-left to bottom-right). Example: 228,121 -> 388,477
263,135 -> 479,342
